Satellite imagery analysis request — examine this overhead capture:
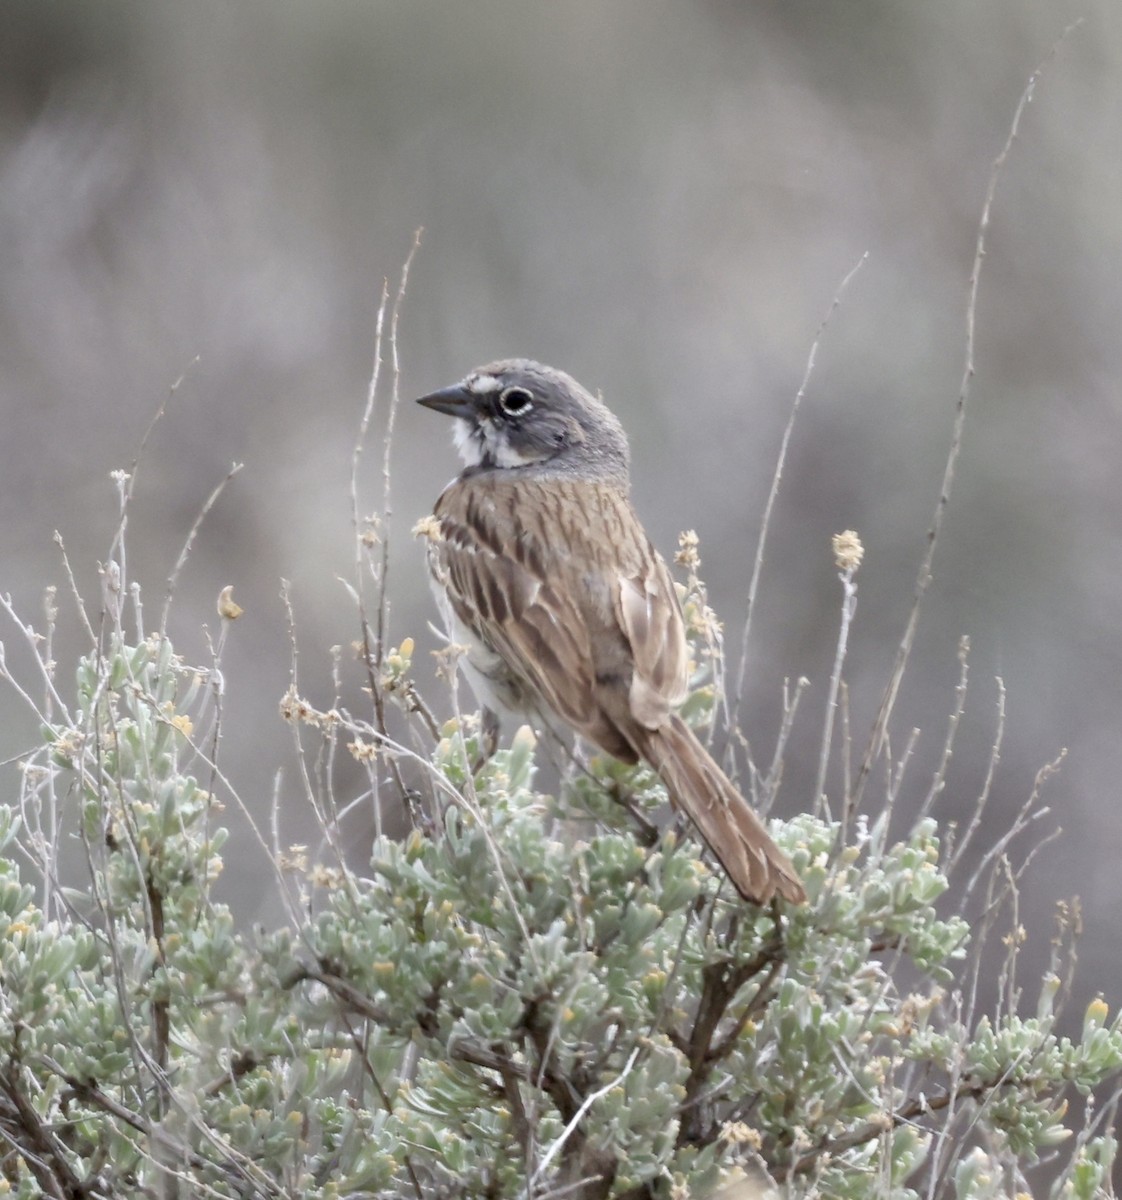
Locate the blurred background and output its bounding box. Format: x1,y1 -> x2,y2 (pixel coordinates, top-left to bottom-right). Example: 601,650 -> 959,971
1,0 -> 1119,1031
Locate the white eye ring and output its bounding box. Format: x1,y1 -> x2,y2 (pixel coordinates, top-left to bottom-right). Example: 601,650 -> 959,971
498,387 -> 534,416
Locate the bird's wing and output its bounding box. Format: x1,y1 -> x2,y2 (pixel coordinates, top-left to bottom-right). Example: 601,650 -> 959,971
615,550 -> 689,727
433,475 -> 689,747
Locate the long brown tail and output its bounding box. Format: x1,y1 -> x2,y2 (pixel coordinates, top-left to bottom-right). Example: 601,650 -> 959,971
639,714 -> 805,904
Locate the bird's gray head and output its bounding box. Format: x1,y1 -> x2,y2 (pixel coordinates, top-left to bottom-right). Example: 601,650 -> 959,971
416,359 -> 630,485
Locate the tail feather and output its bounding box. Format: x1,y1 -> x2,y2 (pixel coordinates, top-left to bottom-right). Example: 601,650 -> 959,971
640,714 -> 805,905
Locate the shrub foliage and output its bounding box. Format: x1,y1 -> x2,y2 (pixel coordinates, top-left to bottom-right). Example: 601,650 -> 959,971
0,548 -> 1118,1200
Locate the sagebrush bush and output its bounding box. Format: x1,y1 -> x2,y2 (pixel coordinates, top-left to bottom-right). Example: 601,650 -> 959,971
0,535 -> 1118,1199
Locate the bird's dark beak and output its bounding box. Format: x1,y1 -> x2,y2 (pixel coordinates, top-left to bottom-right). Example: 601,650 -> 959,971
416,385 -> 474,419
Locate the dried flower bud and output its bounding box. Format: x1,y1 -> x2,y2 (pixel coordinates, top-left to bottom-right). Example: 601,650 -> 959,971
217,585 -> 244,621
832,530 -> 864,572
412,514 -> 443,542
675,529 -> 701,570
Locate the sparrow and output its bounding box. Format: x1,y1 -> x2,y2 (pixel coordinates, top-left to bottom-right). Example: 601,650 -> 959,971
416,359 -> 805,905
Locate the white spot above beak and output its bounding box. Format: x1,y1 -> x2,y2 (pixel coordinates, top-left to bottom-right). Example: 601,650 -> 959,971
464,373 -> 502,395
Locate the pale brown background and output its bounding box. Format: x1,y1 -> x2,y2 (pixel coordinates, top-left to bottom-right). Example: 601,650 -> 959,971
1,1 -> 1119,1029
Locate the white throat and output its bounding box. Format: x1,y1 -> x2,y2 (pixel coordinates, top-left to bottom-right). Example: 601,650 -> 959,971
451,415 -> 548,470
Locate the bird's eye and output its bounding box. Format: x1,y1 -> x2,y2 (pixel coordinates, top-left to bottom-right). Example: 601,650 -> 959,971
498,387 -> 534,417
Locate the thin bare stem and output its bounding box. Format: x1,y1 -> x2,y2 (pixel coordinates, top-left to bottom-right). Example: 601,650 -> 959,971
945,676 -> 1006,877
160,462 -> 243,637
376,227 -> 424,672
813,564 -> 859,822
345,233 -> 424,825
524,1047 -> 641,1195
107,358 -> 199,570
851,24 -> 1081,813
731,252 -> 867,733
52,531 -> 97,646
757,675 -> 809,816
350,275 -> 391,538
963,750 -> 1065,905
912,635 -> 971,832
